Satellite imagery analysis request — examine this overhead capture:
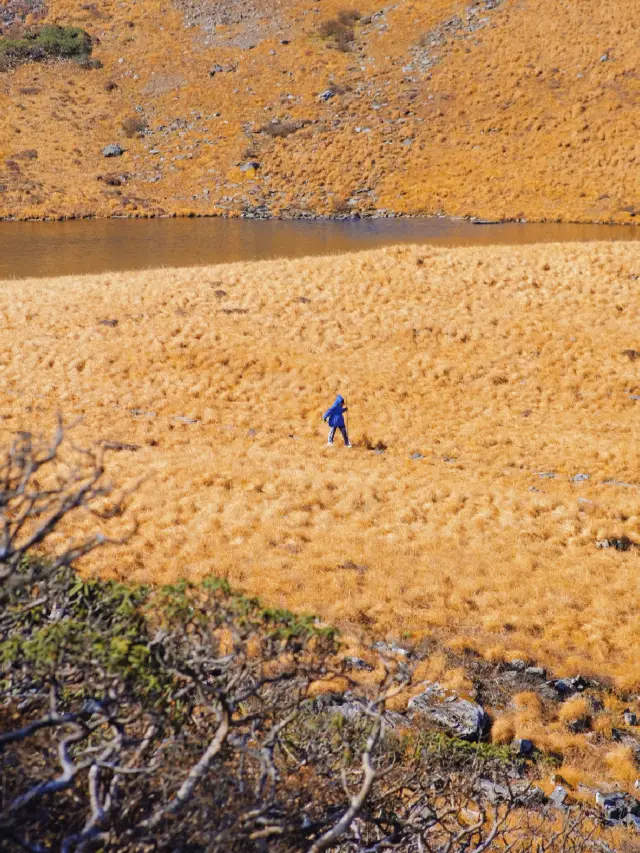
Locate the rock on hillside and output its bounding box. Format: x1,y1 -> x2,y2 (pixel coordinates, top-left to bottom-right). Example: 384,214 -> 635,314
0,0 -> 638,221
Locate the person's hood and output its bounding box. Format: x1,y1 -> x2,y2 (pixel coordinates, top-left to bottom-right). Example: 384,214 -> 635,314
335,395 -> 344,405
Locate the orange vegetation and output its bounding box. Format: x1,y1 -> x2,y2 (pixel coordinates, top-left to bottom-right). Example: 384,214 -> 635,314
1,241 -> 639,696
0,0 -> 639,222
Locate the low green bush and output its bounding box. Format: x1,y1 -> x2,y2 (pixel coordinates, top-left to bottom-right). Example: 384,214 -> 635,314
0,24 -> 92,71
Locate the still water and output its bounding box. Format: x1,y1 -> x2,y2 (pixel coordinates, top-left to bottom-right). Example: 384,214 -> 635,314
1,216 -> 639,280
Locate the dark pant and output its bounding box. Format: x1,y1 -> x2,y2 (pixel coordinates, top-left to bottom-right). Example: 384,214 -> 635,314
328,426 -> 350,445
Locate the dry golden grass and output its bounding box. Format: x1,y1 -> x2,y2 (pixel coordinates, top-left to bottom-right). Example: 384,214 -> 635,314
0,0 -> 639,222
1,241 -> 639,700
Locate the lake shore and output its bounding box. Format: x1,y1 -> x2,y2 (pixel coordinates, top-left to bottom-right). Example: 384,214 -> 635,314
3,216 -> 640,280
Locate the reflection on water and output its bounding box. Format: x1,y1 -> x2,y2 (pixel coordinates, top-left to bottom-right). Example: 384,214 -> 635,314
0,217 -> 639,280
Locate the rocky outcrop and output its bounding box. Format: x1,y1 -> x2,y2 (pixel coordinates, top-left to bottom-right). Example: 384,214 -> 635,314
408,683 -> 489,741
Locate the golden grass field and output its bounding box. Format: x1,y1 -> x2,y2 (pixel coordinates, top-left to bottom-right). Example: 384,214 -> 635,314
2,240 -> 639,699
1,0 -> 639,222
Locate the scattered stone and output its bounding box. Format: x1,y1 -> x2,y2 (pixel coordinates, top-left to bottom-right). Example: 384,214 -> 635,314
525,666 -> 546,678
547,675 -> 588,697
173,416 -> 199,425
595,791 -> 640,823
572,473 -> 590,482
343,656 -> 374,672
537,471 -> 556,479
99,318 -> 118,327
630,395 -> 640,401
102,144 -> 125,158
295,296 -> 311,304
596,536 -> 637,551
624,710 -> 638,726
209,64 -> 235,76
549,786 -> 569,808
130,409 -> 157,419
213,289 -> 227,297
408,683 -> 489,741
512,738 -> 534,757
371,641 -> 409,657
318,89 -> 335,101
314,691 -> 405,728
508,659 -> 527,672
627,814 -> 640,832
410,452 -> 425,459
240,161 -> 260,172
478,778 -> 543,805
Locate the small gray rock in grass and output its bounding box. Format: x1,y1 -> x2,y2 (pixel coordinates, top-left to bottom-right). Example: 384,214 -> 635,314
102,144 -> 125,158
549,786 -> 569,808
512,738 -> 534,757
525,666 -> 546,678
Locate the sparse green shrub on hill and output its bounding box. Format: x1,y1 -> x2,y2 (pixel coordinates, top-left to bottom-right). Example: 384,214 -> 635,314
0,25 -> 92,71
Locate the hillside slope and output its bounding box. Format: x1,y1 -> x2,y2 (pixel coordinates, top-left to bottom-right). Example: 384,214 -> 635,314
0,0 -> 638,222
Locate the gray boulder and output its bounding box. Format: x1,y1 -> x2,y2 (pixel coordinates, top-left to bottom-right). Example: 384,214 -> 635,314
627,814 -> 640,832
549,786 -> 569,808
524,666 -> 546,678
512,738 -> 534,757
371,641 -> 409,657
408,683 -> 489,741
314,691 -> 406,729
548,675 -> 588,697
102,144 -> 125,158
478,778 -> 544,806
343,656 -> 374,672
595,791 -> 640,823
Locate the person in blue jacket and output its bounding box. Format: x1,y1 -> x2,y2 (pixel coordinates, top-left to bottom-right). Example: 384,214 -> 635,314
323,394 -> 351,447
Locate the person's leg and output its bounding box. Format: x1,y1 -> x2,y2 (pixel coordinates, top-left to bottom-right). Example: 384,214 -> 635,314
339,426 -> 351,447
328,426 -> 336,444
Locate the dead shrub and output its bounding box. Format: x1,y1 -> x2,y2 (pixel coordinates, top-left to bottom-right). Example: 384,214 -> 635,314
13,149 -> 38,160
260,120 -> 306,138
121,115 -> 147,137
338,8 -> 362,26
318,16 -> 356,52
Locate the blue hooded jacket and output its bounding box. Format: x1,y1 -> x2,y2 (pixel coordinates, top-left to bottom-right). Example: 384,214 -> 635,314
323,395 -> 346,428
